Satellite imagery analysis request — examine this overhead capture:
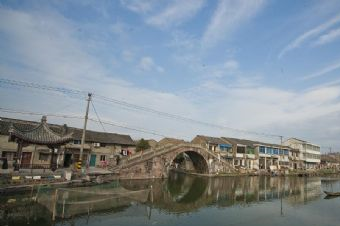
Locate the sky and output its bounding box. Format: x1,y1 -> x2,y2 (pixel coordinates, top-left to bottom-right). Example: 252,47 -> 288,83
0,0 -> 340,152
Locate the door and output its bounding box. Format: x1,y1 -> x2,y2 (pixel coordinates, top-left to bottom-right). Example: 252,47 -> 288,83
90,154 -> 96,167
64,154 -> 72,167
21,152 -> 32,168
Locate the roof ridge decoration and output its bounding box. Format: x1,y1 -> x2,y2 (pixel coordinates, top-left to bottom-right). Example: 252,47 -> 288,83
9,116 -> 73,145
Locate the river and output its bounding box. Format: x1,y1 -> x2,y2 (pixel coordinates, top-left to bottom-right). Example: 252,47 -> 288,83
1,173 -> 340,226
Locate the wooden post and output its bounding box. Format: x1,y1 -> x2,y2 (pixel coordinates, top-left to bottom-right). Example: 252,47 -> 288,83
150,185 -> 153,203
50,148 -> 54,170
62,199 -> 65,219
52,189 -> 58,221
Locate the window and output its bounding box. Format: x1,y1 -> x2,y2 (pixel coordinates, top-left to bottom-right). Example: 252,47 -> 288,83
209,145 -> 217,151
100,155 -> 106,161
284,150 -> 289,155
273,148 -> 279,155
247,147 -> 255,154
93,143 -> 101,147
237,146 -> 245,154
259,146 -> 265,153
279,149 -> 283,155
39,153 -> 49,161
219,144 -> 232,152
266,147 -> 272,155
74,140 -> 81,144
1,151 -> 17,160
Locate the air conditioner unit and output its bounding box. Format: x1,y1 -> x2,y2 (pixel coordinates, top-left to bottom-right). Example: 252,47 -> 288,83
93,143 -> 100,147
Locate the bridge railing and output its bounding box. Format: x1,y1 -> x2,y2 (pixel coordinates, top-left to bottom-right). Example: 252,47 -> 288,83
111,142 -> 233,171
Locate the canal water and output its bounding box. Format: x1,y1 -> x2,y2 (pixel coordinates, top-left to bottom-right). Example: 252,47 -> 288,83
1,173 -> 340,226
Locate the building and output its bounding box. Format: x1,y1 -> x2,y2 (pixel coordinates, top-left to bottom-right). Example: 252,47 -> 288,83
0,116 -> 135,169
221,137 -> 258,170
157,137 -> 186,147
191,135 -> 293,171
222,137 -> 292,171
283,138 -> 320,169
320,153 -> 340,169
191,135 -> 233,165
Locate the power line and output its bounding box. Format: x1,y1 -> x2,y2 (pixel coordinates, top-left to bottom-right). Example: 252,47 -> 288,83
95,94 -> 282,138
0,78 -> 282,139
90,99 -> 106,132
0,107 -> 166,137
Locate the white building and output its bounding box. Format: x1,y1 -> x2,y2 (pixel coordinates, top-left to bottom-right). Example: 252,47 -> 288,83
283,138 -> 320,169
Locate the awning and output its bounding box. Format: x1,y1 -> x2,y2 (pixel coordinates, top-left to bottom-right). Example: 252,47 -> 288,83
219,144 -> 232,148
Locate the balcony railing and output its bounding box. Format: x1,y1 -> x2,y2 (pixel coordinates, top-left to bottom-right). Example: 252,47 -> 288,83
19,163 -> 56,169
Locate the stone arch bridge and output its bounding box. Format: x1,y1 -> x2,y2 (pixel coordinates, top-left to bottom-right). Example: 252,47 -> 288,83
109,143 -> 235,179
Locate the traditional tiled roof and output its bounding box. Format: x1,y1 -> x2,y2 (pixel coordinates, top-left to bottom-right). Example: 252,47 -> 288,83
70,128 -> 135,145
157,137 -> 185,147
0,116 -> 135,146
193,135 -> 230,145
222,137 -> 259,147
222,137 -> 291,149
8,116 -> 73,145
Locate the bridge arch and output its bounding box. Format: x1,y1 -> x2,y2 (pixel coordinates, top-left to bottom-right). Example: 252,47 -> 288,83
113,143 -> 234,179
167,147 -> 210,175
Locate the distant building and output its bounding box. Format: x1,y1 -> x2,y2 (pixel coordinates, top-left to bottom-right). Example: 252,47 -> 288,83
157,137 -> 186,147
0,117 -> 135,169
222,137 -> 292,170
283,138 -> 320,169
320,153 -> 340,169
192,135 -> 293,171
146,139 -> 158,148
191,135 -> 233,165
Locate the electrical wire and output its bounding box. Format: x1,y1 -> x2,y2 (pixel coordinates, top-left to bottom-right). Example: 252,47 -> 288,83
0,107 -> 165,137
90,99 -> 106,132
0,78 -> 284,139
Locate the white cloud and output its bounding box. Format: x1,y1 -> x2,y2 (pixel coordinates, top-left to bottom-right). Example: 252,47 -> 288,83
302,60 -> 340,80
202,0 -> 265,48
279,13 -> 340,58
146,0 -> 205,28
224,59 -> 239,70
120,0 -> 157,14
122,50 -> 134,62
313,27 -> 340,46
138,56 -> 164,73
1,6 -> 340,148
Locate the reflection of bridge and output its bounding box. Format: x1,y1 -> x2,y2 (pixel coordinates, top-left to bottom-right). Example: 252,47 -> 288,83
119,173 -> 322,214
0,175 -> 326,225
109,143 -> 235,179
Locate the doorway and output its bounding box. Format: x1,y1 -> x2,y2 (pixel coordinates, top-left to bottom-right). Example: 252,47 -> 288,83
90,154 -> 96,167
64,153 -> 72,167
21,152 -> 32,168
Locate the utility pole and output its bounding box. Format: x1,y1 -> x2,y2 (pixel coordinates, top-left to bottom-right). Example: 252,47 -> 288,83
78,93 -> 92,170
280,136 -> 283,169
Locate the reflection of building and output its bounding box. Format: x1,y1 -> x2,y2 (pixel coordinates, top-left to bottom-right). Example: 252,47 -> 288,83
0,117 -> 135,169
283,138 -> 320,169
0,174 -> 325,225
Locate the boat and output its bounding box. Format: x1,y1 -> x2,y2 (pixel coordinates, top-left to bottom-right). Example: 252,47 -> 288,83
324,191 -> 340,196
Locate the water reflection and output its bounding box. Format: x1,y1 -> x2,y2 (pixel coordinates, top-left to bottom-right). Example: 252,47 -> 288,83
1,173 -> 340,226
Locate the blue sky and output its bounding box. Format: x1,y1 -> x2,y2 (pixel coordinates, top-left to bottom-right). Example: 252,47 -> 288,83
1,0 -> 340,151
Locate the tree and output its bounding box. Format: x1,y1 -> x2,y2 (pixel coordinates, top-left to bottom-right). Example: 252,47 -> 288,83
136,139 -> 150,152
